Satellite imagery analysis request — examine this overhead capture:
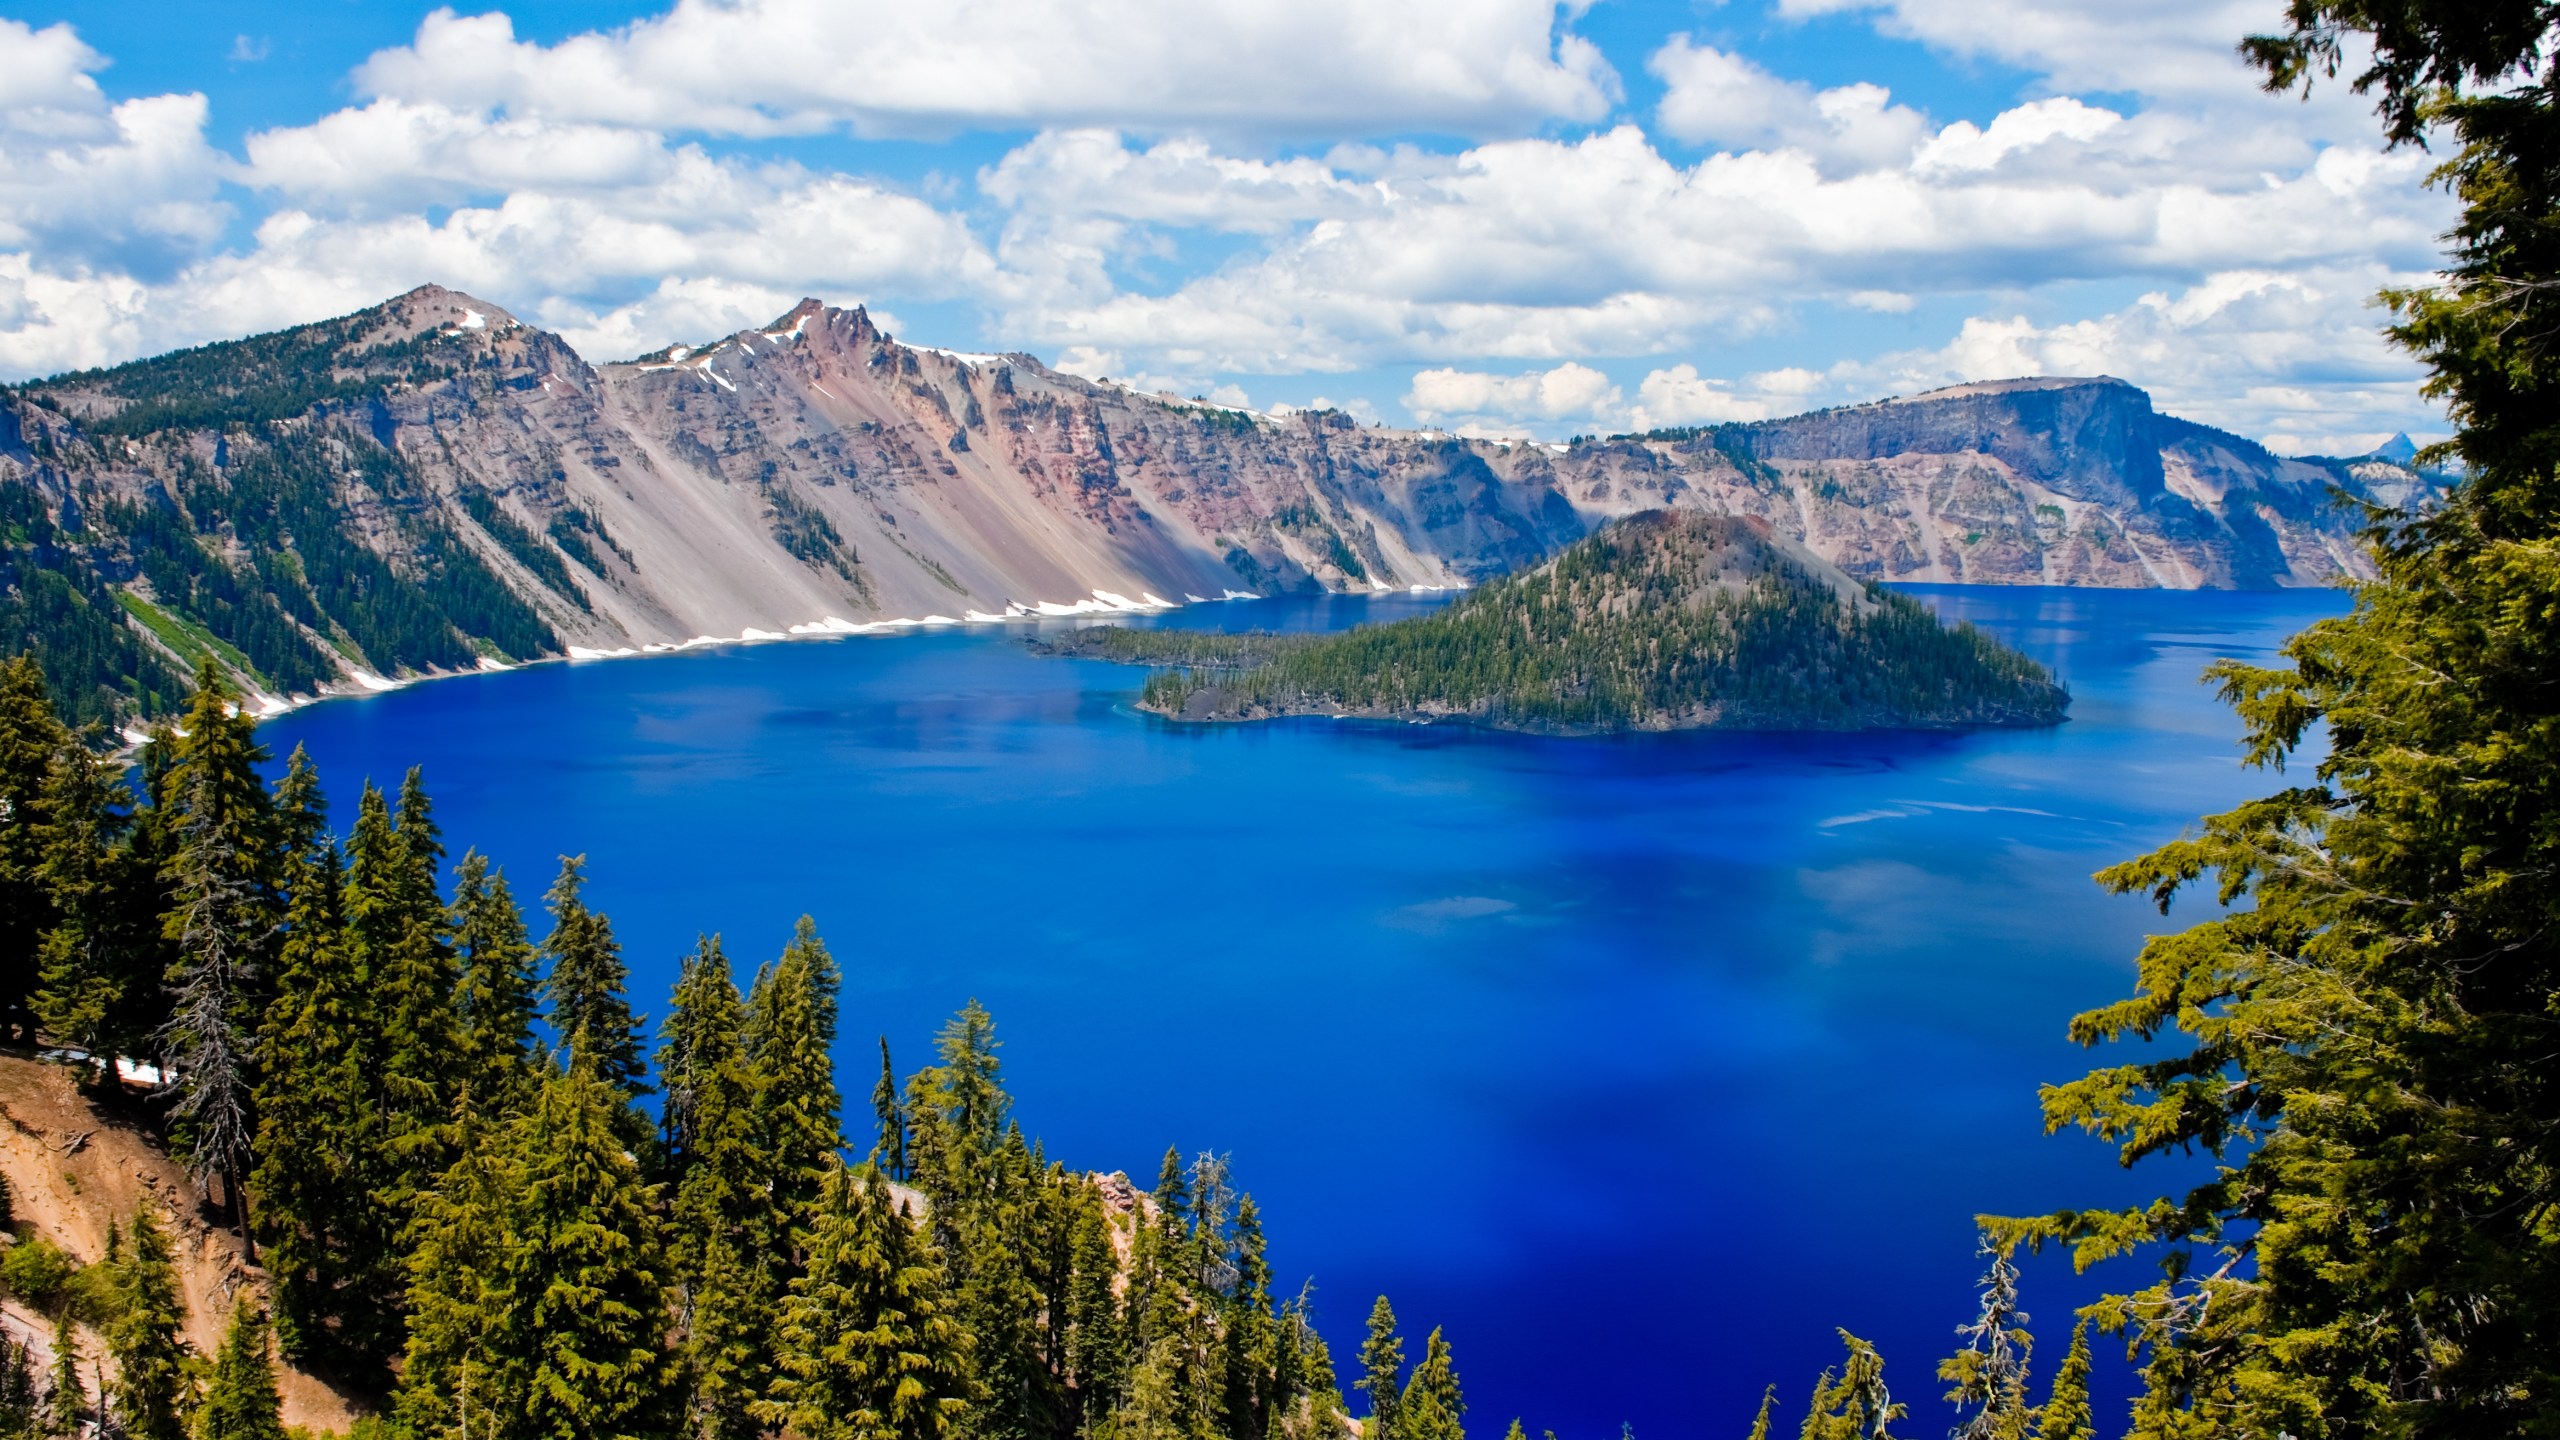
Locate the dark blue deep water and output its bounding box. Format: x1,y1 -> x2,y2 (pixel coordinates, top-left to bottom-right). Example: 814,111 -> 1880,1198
262,585 -> 2348,1440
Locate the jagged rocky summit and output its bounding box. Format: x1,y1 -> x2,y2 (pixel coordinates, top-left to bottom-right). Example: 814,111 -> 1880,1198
0,286 -> 2431,721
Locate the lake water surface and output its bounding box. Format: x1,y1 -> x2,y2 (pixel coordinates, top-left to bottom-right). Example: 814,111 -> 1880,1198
263,585 -> 2348,1440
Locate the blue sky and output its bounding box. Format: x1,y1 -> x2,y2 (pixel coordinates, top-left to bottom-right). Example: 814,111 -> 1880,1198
0,0 -> 2451,450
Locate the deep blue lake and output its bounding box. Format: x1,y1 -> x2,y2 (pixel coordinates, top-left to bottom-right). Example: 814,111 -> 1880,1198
261,584 -> 2348,1440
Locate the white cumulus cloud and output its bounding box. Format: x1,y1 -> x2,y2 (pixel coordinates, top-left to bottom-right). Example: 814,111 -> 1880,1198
353,0 -> 1620,141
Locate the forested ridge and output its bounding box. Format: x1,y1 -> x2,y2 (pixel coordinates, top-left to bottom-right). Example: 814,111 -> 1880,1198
0,305 -> 568,728
1038,513 -> 2066,732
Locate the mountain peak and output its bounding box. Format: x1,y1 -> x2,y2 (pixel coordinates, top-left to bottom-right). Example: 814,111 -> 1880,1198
2366,431 -> 2419,463
382,284 -> 520,338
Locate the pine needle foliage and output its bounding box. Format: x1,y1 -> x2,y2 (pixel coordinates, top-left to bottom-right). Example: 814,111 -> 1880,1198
1979,5 -> 2560,1436
195,1303 -> 287,1440
538,857 -> 646,1096
104,1206 -> 193,1440
760,1163 -> 974,1440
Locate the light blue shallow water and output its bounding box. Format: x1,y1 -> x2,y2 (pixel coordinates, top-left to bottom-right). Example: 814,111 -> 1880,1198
261,585 -> 2348,1440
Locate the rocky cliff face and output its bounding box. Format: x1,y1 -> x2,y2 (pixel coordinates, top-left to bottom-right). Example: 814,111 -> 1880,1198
0,286 -> 2428,715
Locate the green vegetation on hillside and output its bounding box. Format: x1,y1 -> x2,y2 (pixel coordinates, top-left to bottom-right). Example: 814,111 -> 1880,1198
1043,513 -> 2065,732
0,656 -> 1429,1440
0,301 -> 571,719
42,309 -> 462,439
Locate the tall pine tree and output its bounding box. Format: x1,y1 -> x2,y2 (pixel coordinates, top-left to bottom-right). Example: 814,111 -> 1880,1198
1356,1299 -> 1403,1440
32,734 -> 149,1069
194,1302 -> 286,1440
394,1103 -> 518,1440
760,1162 -> 973,1440
1399,1331 -> 1463,1440
157,659 -> 277,1236
451,852 -> 540,1111
251,756 -> 397,1369
744,919 -> 843,1259
104,1205 -> 192,1440
1938,1242 -> 2032,1440
539,857 -> 646,1095
496,1060 -> 678,1440
658,938 -> 780,1440
0,653 -> 66,1044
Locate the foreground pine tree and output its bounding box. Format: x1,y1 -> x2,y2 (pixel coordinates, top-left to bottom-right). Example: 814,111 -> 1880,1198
539,857 -> 647,1095
157,659 -> 278,1234
253,755 -> 394,1366
745,918 -> 845,1258
1356,1298 -> 1403,1440
0,653 -> 67,1044
1797,1332 -> 1900,1440
105,1207 -> 193,1440
1987,4 -> 2560,1433
762,1163 -> 972,1440
451,851 -> 541,1110
195,1303 -> 286,1440
658,938 -> 778,1440
500,1061 -> 678,1440
41,1317 -> 85,1440
1399,1330 -> 1464,1440
394,1102 -> 518,1440
32,732 -> 152,1069
1937,1242 -> 2031,1440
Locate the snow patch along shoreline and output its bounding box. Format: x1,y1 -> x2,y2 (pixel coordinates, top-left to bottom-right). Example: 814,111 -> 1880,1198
198,579 -> 1452,742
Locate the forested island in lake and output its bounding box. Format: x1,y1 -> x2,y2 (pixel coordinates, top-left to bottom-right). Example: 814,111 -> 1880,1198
1035,512 -> 2068,733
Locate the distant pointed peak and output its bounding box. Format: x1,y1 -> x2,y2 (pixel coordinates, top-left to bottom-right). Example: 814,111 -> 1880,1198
759,297 -> 827,336
2365,431 -> 2419,463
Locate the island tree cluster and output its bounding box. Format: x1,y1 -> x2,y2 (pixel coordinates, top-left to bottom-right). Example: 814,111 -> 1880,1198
1039,513 -> 2066,733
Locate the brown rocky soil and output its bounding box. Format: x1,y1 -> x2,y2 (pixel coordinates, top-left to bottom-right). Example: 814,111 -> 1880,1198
0,1050 -> 367,1434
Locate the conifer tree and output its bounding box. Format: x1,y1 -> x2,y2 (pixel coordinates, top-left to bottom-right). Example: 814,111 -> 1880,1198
1356,1298 -> 1403,1440
497,1061 -> 678,1440
873,1037 -> 909,1180
451,851 -> 540,1112
760,1163 -> 974,1440
538,857 -> 646,1094
658,938 -> 780,1440
1270,1284 -> 1342,1440
33,734 -> 148,1067
1220,1196 -> 1281,1440
1796,1332 -> 1900,1440
1939,1242 -> 2032,1440
195,1302 -> 286,1440
157,659 -> 278,1233
745,920 -> 843,1257
0,1334 -> 36,1440
1741,1387 -> 1776,1440
1988,7 -> 2560,1434
39,1316 -> 83,1440
930,1000 -> 1004,1154
2031,1325 -> 2089,1440
395,1103 -> 517,1440
104,1204 -> 192,1440
1063,1190 -> 1128,1433
1399,1330 -> 1463,1440
364,771 -> 467,1219
0,653 -> 67,1044
251,769 -> 396,1369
